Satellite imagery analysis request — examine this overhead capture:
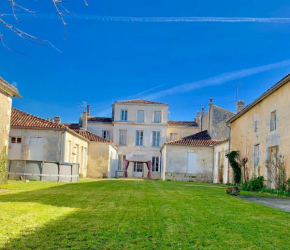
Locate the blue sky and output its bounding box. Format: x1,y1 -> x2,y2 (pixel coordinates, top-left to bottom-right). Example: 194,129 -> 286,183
1,0 -> 290,122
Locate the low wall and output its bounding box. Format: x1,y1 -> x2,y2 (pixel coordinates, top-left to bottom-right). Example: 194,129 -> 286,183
8,160 -> 79,182
165,172 -> 213,183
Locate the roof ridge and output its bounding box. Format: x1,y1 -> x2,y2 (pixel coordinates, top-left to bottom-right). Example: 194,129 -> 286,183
12,108 -> 64,128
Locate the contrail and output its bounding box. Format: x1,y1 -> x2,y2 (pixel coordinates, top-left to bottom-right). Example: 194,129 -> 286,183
143,59 -> 290,100
2,14 -> 290,23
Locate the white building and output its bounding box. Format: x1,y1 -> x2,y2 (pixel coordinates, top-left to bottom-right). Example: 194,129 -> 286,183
86,99 -> 199,179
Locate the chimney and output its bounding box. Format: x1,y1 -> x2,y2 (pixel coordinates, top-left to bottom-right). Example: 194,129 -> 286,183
201,106 -> 205,118
236,100 -> 245,113
87,105 -> 90,116
196,111 -> 200,126
54,116 -> 61,124
209,97 -> 213,105
81,111 -> 87,130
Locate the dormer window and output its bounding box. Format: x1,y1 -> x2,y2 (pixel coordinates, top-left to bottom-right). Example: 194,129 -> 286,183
270,111 -> 277,132
121,109 -> 128,121
154,111 -> 161,123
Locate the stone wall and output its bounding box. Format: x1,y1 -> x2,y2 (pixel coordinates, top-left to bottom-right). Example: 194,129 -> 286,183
230,80 -> 290,186
162,145 -> 214,182
210,106 -> 234,140
0,91 -> 12,152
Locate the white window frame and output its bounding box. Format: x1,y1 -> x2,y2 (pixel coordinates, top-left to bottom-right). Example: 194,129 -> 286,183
121,109 -> 128,121
134,162 -> 143,172
68,141 -> 72,162
119,130 -> 127,145
135,130 -> 144,146
102,130 -> 111,140
152,156 -> 160,172
137,110 -> 145,123
10,137 -> 22,144
254,144 -> 260,167
152,131 -> 161,147
153,111 -> 162,123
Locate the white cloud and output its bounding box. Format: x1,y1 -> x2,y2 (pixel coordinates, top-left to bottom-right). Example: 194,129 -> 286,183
143,59 -> 290,100
3,14 -> 290,23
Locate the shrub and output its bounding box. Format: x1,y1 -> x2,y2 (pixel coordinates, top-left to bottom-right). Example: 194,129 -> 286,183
242,176 -> 264,191
225,186 -> 241,196
226,151 -> 242,184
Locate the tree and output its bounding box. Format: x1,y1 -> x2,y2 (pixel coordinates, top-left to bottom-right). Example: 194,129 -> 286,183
226,151 -> 242,184
0,0 -> 89,53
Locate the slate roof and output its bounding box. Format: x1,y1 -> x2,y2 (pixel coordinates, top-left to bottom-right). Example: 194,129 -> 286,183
11,108 -> 64,129
165,130 -> 224,147
167,120 -> 198,127
228,73 -> 290,124
87,116 -> 113,123
114,99 -> 168,105
64,123 -> 112,143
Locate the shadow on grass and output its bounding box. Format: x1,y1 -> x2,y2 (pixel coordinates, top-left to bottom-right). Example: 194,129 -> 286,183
1,180 -> 290,249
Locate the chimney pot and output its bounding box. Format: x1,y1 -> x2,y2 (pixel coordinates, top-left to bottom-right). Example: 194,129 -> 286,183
54,116 -> 61,124
87,105 -> 90,116
209,97 -> 213,103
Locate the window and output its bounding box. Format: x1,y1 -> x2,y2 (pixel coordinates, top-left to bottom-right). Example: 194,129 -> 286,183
254,120 -> 258,133
152,131 -> 161,147
121,109 -> 128,121
152,156 -> 160,172
68,141 -> 72,162
154,111 -> 161,123
118,155 -> 127,170
134,162 -> 143,172
119,130 -> 127,145
137,110 -> 144,122
136,131 -> 144,146
10,137 -> 21,144
83,147 -> 87,169
170,133 -> 178,141
270,111 -> 277,132
102,130 -> 111,140
254,145 -> 260,167
75,144 -> 79,163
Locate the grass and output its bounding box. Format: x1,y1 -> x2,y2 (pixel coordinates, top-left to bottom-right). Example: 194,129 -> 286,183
0,179 -> 290,249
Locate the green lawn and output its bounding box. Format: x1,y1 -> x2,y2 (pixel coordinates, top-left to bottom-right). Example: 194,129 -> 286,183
0,180 -> 290,249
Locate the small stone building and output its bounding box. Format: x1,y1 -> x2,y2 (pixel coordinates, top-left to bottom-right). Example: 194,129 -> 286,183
8,109 -> 89,178
161,130 -> 226,182
65,123 -> 118,179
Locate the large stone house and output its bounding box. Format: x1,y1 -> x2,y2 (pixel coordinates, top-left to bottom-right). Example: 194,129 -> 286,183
227,74 -> 290,187
84,98 -> 233,181
0,78 -> 21,154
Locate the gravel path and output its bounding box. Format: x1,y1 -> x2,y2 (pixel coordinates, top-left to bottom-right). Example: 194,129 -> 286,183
240,195 -> 290,212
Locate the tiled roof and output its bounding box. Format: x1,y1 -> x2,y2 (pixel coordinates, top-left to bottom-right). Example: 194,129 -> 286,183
87,116 -> 113,123
167,120 -> 198,127
0,78 -> 21,97
165,130 -> 223,147
228,73 -> 290,123
64,123 -> 112,143
114,99 -> 167,105
11,108 -> 64,129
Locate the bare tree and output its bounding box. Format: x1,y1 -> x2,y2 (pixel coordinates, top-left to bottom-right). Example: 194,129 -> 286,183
0,0 -> 89,53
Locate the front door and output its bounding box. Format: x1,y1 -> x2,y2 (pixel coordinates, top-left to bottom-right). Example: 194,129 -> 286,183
133,162 -> 144,178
